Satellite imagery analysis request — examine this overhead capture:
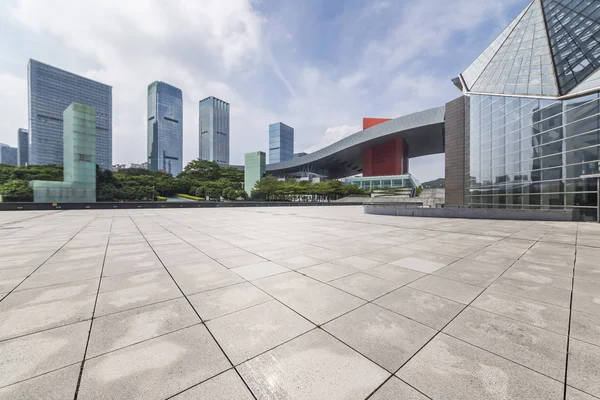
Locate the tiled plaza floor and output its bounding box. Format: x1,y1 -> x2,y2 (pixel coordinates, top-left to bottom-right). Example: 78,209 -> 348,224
0,206 -> 599,399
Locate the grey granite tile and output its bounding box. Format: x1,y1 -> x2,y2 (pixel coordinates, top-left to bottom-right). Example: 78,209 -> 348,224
0,363 -> 80,400
331,256 -> 382,271
364,264 -> 425,286
570,310 -> 600,347
217,253 -> 267,269
238,329 -> 388,400
188,282 -> 272,320
488,276 -> 572,308
408,275 -> 484,304
567,339 -> 600,398
375,287 -> 465,330
272,255 -> 324,270
433,258 -> 508,287
572,279 -> 600,317
297,262 -> 356,282
231,261 -> 290,281
167,261 -> 244,295
398,334 -> 564,400
171,369 -> 254,399
360,247 -> 417,263
77,325 -> 230,400
566,386 -> 599,400
329,273 -> 399,301
323,304 -> 436,372
94,281 -> 181,317
207,300 -> 314,365
512,260 -> 573,278
503,267 -> 573,290
444,306 -> 567,381
369,377 -> 429,400
391,253 -> 458,273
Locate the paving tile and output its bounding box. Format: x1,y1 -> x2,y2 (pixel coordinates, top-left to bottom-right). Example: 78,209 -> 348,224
77,325 -> 230,400
0,363 -> 80,400
18,264 -> 101,291
360,247 -> 417,263
488,276 -> 572,308
87,298 -> 199,358
331,256 -> 382,271
217,253 -> 267,269
511,260 -> 573,278
309,249 -> 348,262
297,262 -> 356,282
567,339 -> 600,398
503,267 -> 573,290
375,287 -> 465,330
102,252 -> 163,276
171,369 -> 254,399
231,261 -> 290,281
572,279 -> 600,317
167,261 -> 244,295
391,253 -> 458,273
99,268 -> 173,293
94,280 -> 181,317
364,264 -> 425,285
0,321 -> 89,387
188,282 -> 272,320
323,304 -> 436,372
369,377 -> 429,400
398,334 -> 564,400
408,275 -> 484,304
238,329 -> 388,400
273,255 -> 324,270
444,306 -> 567,381
253,272 -> 365,325
570,310 -> 600,347
472,289 -> 570,335
566,386 -> 599,400
207,300 -> 314,365
329,273 -> 399,301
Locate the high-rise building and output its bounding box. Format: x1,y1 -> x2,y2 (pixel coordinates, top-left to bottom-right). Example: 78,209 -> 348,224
17,128 -> 28,166
27,59 -> 112,170
0,144 -> 18,166
244,151 -> 265,196
147,81 -> 183,176
199,96 -> 229,165
31,103 -> 97,203
268,122 -> 294,164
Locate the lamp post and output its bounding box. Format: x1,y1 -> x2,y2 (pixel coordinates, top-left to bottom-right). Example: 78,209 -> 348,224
152,185 -> 155,202
580,173 -> 600,223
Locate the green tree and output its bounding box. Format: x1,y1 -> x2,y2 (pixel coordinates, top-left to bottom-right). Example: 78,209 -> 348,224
0,180 -> 33,202
178,160 -> 221,181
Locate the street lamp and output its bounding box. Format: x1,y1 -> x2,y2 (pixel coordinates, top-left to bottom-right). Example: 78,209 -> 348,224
152,185 -> 155,202
580,173 -> 600,223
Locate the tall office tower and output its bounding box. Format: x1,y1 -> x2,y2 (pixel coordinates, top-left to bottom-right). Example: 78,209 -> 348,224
268,122 -> 294,164
32,103 -> 97,203
147,81 -> 183,176
28,59 -> 112,170
244,151 -> 266,196
0,144 -> 18,166
17,128 -> 29,166
199,96 -> 229,165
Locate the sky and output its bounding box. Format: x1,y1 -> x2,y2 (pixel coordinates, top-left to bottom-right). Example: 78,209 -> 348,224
0,0 -> 529,182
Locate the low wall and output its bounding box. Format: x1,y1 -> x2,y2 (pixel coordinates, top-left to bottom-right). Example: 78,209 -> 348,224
0,201 -> 365,211
364,204 -> 578,221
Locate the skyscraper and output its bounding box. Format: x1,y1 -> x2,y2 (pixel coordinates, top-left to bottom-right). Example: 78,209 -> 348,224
27,59 -> 112,170
0,144 -> 18,166
244,151 -> 265,196
199,96 -> 229,165
147,81 -> 183,176
18,128 -> 28,166
269,122 -> 294,164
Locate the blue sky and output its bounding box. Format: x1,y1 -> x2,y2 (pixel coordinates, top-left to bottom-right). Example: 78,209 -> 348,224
0,0 -> 528,181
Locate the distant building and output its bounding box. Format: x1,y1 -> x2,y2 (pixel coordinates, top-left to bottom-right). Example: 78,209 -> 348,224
293,152 -> 308,158
199,96 -> 229,165
130,161 -> 148,170
0,144 -> 18,166
112,164 -> 127,172
31,104 -> 97,203
244,151 -> 265,196
269,122 -> 294,164
28,59 -> 112,170
147,81 -> 183,176
18,128 -> 29,166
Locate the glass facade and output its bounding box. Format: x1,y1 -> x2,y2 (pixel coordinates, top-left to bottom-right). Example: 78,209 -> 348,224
541,0 -> 600,95
0,144 -> 18,166
32,104 -> 97,203
269,122 -> 294,164
466,93 -> 600,220
147,81 -> 183,176
199,97 -> 230,165
18,128 -> 29,166
244,151 -> 266,195
28,59 -> 112,170
345,174 -> 420,191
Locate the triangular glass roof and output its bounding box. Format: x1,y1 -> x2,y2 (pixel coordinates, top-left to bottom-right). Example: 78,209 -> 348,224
460,0 -> 600,97
541,0 -> 600,95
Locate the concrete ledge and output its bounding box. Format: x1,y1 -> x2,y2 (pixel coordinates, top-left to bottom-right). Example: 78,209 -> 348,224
0,201 -> 365,211
364,204 -> 578,221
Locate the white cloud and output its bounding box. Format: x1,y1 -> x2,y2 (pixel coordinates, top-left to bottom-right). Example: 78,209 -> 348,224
305,124 -> 361,153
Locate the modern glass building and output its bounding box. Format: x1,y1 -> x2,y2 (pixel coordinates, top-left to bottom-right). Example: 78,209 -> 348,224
28,59 -> 112,170
269,122 -> 294,164
244,151 -> 266,196
18,128 -> 29,166
345,174 -> 420,191
147,81 -> 183,176
199,96 -> 230,165
0,144 -> 18,166
31,103 -> 97,203
453,0 -> 600,221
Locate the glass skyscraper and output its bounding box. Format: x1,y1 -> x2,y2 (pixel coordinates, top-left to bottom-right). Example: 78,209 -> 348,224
269,122 -> 294,164
456,0 -> 600,221
147,81 -> 183,176
27,59 -> 112,170
199,96 -> 229,165
18,128 -> 28,166
0,144 -> 18,166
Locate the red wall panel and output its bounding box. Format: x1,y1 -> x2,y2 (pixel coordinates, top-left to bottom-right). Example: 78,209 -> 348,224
362,138 -> 408,177
363,118 -> 392,130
